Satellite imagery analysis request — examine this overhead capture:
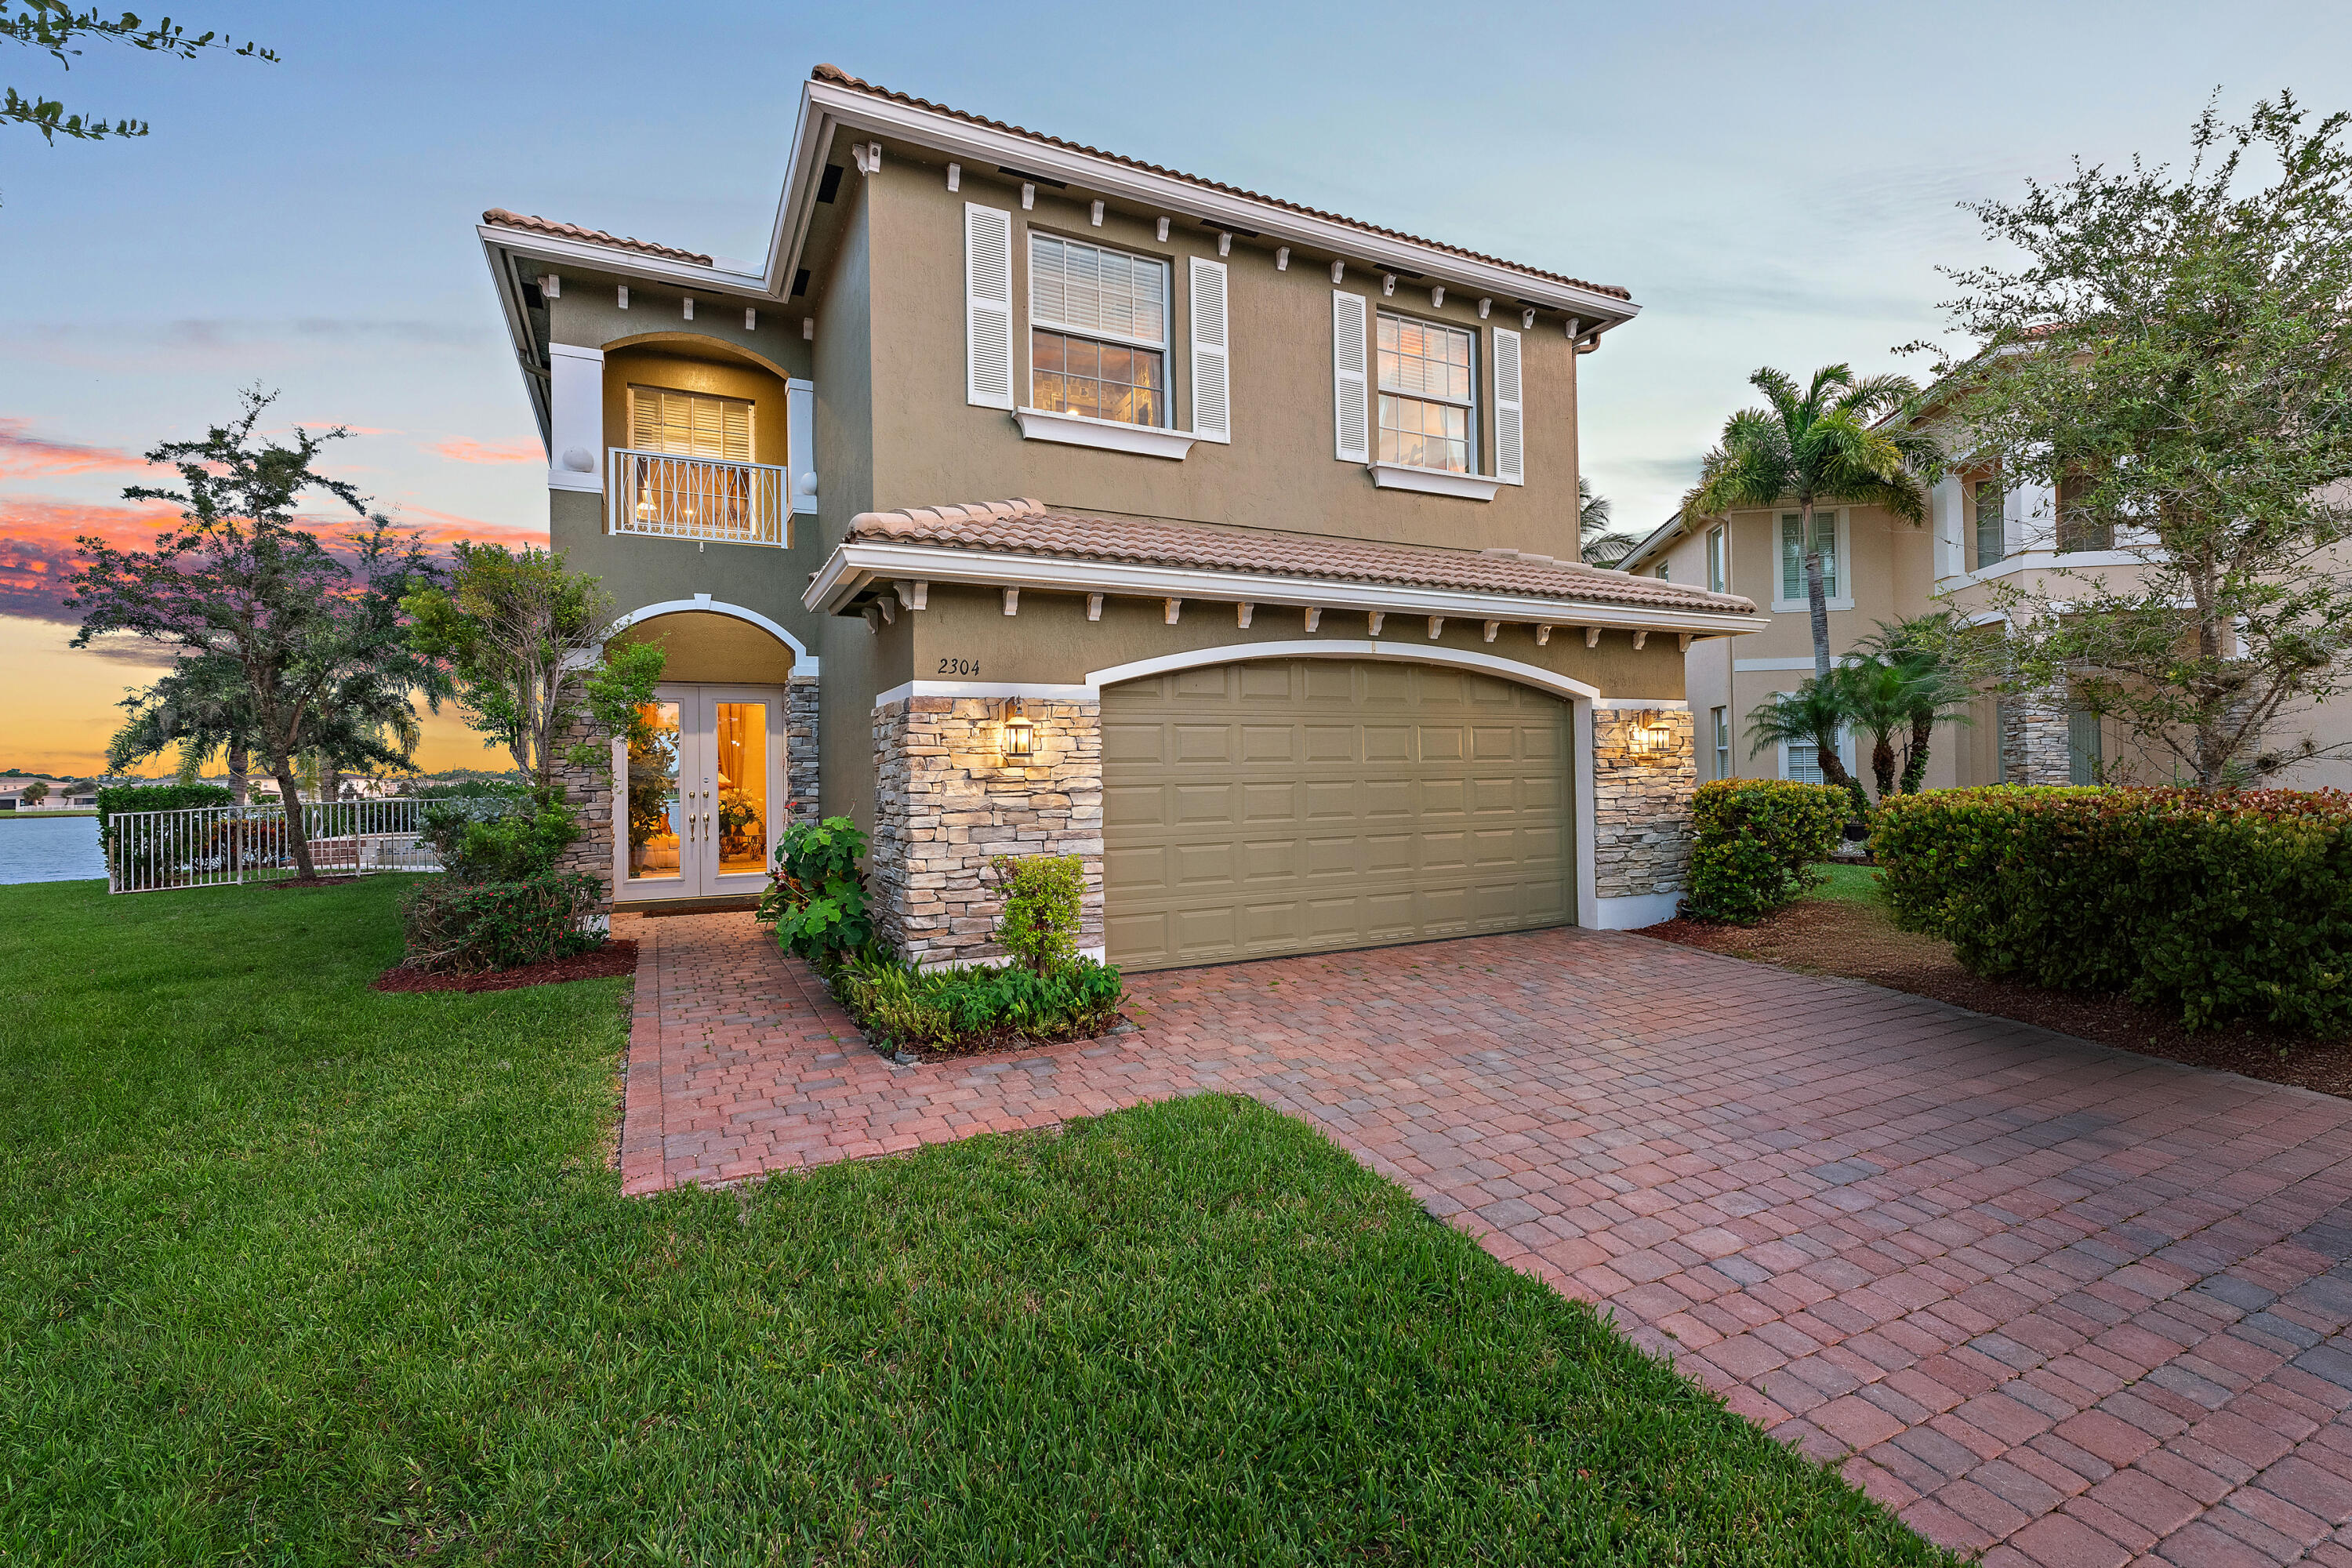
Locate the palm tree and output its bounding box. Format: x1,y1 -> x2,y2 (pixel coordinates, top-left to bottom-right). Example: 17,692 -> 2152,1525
1682,365 -> 1943,681
1746,679 -> 1869,818
1831,653 -> 1975,800
1579,477 -> 1638,566
1854,613 -> 1979,795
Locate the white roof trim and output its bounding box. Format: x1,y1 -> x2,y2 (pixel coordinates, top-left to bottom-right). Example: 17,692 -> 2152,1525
804,539 -> 1766,637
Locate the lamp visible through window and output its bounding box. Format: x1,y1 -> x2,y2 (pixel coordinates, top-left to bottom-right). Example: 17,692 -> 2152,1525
1000,697 -> 1036,760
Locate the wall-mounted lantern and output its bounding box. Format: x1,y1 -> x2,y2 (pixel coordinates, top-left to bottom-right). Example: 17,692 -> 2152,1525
1628,710 -> 1675,757
1000,697 -> 1036,760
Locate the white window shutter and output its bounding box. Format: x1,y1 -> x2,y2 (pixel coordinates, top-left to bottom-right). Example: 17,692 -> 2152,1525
964,203 -> 1015,410
1492,325 -> 1524,485
1332,290 -> 1369,463
786,379 -> 816,515
1188,256 -> 1230,443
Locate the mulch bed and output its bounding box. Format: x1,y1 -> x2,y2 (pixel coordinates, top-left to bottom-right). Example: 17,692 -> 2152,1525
373,939 -> 639,994
1642,900 -> 2352,1101
272,877 -> 364,891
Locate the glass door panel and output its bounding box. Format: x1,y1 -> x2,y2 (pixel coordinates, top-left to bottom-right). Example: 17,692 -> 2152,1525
626,699 -> 683,884
712,701 -> 770,880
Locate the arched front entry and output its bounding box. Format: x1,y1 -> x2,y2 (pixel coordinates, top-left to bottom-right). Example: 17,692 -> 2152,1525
606,605 -> 817,906
1100,655 -> 1576,970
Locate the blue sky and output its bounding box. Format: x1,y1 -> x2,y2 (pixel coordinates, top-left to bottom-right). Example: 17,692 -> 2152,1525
4,0 -> 2347,768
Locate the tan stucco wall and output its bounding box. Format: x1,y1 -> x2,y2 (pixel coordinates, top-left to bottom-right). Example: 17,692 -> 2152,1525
891,583 -> 1690,699
862,159 -> 1589,560
600,343 -> 790,470
548,275 -> 812,383
613,611 -> 799,684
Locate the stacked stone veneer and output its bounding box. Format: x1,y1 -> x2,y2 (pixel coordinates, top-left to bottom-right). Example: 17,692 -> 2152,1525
786,676 -> 820,826
550,708 -> 618,918
1591,706 -> 1697,905
2000,685 -> 2072,785
870,696 -> 1104,967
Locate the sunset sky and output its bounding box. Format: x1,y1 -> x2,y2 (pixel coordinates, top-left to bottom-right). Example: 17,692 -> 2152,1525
5,0 -> 2348,774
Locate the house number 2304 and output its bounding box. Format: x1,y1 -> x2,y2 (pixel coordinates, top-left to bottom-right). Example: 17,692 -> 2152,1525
938,658 -> 979,675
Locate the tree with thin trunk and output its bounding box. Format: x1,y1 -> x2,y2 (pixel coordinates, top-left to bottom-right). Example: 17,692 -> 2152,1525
1853,612 -> 1980,796
67,389 -> 442,880
402,543 -> 666,794
1926,94 -> 2352,787
1682,365 -> 1942,683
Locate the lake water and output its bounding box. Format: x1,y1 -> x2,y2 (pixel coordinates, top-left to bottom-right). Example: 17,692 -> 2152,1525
0,816 -> 105,884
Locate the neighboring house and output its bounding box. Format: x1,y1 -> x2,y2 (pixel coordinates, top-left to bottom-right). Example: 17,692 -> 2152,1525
0,777 -> 95,811
474,64 -> 1766,970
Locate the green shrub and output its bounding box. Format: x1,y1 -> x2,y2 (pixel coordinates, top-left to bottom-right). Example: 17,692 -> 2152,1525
398,871 -> 606,975
1874,786 -> 2352,1034
756,817 -> 873,962
1684,779 -> 1849,923
990,854 -> 1085,972
423,798 -> 579,883
831,948 -> 1125,1051
96,782 -> 234,847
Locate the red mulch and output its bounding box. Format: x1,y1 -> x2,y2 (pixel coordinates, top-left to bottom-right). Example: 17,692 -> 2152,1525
1642,899 -> 2352,1100
373,939 -> 639,994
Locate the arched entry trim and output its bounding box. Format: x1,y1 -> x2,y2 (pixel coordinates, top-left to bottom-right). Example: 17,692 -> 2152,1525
612,597 -> 816,673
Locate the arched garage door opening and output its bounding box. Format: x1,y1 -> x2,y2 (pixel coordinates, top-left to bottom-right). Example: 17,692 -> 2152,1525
1102,656 -> 1573,971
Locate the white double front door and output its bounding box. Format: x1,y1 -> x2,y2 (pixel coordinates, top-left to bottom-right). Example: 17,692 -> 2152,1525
619,683 -> 786,901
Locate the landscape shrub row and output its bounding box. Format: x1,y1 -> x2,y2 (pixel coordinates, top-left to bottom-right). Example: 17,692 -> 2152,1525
399,794 -> 600,974
1873,786 -> 2352,1034
1684,779 -> 1849,923
757,818 -> 1125,1052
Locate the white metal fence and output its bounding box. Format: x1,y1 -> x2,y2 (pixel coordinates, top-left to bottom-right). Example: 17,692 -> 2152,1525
607,448 -> 788,546
107,798 -> 442,894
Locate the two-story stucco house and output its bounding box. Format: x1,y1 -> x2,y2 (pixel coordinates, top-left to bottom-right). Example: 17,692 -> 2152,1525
473,64 -> 1766,970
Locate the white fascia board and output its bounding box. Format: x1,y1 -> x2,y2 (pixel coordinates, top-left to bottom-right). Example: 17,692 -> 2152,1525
1616,514 -> 1687,572
475,223 -> 768,299
804,540 -> 1769,637
799,80 -> 1639,326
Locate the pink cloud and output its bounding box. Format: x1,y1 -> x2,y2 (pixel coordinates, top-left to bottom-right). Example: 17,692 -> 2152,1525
0,496 -> 180,621
430,437 -> 539,464
0,419 -> 151,480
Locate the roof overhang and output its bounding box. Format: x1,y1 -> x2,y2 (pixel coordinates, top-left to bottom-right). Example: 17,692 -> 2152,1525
1616,513 -> 1690,574
805,539 -> 1767,638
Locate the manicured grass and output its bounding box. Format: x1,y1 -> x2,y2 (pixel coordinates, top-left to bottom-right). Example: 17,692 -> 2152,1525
2,878 -> 1950,1566
1807,862 -> 1887,905
0,808 -> 96,818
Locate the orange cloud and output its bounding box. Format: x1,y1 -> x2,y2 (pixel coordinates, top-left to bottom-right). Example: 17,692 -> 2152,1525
0,419 -> 151,480
0,496 -> 181,620
431,437 -> 539,464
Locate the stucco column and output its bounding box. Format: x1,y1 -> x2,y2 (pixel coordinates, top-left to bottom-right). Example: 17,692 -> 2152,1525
2001,685 -> 2072,785
1590,703 -> 1696,925
870,695 -> 1105,967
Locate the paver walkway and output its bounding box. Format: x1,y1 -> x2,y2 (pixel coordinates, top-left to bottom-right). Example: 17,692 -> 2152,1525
615,909 -> 2352,1567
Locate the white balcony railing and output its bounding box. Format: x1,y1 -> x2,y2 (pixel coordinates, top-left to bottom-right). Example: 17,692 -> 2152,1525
608,448 -> 788,547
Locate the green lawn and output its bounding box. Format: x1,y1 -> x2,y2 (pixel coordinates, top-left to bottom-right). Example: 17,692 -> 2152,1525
2,877 -> 1949,1566
1808,862 -> 1887,905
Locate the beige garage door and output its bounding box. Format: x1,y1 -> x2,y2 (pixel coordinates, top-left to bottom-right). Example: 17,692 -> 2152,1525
1103,658 -> 1573,971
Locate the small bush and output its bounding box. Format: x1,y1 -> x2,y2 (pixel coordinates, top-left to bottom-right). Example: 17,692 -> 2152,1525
96,782 -> 234,846
1874,786 -> 2352,1034
990,854 -> 1085,972
1684,779 -> 1849,923
423,798 -> 578,883
398,871 -> 606,975
831,948 -> 1125,1051
757,817 -> 873,962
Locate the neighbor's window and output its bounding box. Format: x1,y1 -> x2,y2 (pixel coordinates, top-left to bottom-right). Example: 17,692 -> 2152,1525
630,386 -> 753,460
1784,725 -> 1845,786
2067,706 -> 2103,785
1711,706 -> 1730,780
1029,234 -> 1168,428
1657,560 -> 1670,583
2056,474 -> 2111,554
1706,526 -> 1726,593
1377,312 -> 1475,473
1974,478 -> 2005,568
1777,511 -> 1838,601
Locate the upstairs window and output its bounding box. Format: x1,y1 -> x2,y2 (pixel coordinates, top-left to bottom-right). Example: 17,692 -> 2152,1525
1706,525 -> 1726,593
1656,560 -> 1670,582
1377,312 -> 1475,473
1029,234 -> 1168,428
630,386 -> 753,460
1778,511 -> 1838,601
1974,477 -> 2005,568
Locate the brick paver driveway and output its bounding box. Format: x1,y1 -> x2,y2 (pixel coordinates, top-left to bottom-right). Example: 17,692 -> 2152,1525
617,910 -> 2352,1566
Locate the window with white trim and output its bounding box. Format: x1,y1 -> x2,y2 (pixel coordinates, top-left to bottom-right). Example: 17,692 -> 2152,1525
1782,726 -> 1850,786
1711,706 -> 1730,780
1377,311 -> 1475,473
1706,525 -> 1726,593
629,386 -> 753,460
1778,511 -> 1838,601
1656,560 -> 1670,583
1029,234 -> 1169,428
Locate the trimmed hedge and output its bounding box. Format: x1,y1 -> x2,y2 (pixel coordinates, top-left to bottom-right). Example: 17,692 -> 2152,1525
1685,779 -> 1849,923
1873,786 -> 2352,1035
96,782 -> 234,845
397,871 -> 606,975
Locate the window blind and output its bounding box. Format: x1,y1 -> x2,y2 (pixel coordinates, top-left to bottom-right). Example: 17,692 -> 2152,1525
630,387 -> 753,460
1030,234 -> 1167,346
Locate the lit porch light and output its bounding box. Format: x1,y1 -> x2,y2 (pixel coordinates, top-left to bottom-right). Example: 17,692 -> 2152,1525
1000,697 -> 1036,760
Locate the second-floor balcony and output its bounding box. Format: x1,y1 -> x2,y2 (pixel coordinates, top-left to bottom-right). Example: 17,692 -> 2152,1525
608,448 -> 789,547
